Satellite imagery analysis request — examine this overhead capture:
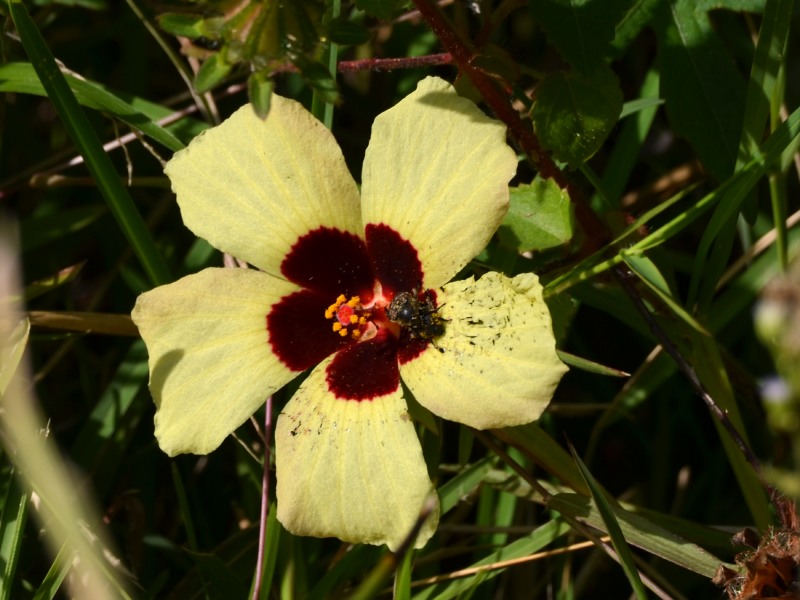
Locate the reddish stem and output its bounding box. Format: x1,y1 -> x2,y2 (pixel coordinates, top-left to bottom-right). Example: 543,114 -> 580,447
338,53 -> 453,72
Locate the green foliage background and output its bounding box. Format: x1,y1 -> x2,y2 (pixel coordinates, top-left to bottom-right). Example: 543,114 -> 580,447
1,0 -> 800,598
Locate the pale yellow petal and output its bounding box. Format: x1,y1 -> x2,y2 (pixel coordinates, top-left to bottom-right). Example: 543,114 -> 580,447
165,100 -> 362,275
361,77 -> 518,289
132,268 -> 298,456
400,272 -> 567,429
276,357 -> 439,550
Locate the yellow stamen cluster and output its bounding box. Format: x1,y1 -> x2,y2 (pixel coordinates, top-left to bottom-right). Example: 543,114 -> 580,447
324,295 -> 370,339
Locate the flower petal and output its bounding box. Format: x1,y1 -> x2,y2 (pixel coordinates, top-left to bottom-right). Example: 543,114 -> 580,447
165,99 -> 362,276
361,77 -> 518,289
276,355 -> 439,551
132,268 -> 298,456
400,272 -> 567,429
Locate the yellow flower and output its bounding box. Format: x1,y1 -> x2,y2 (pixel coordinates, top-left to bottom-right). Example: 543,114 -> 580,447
131,77 -> 567,551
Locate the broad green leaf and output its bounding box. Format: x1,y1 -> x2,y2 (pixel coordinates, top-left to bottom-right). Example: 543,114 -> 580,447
529,0 -> 635,73
654,0 -> 746,179
499,178 -> 575,253
532,65 -> 623,165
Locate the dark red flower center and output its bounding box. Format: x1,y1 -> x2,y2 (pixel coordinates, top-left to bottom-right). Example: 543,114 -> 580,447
265,224 -> 441,401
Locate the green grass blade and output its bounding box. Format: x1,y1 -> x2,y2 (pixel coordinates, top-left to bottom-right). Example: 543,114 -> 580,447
411,518 -> 572,600
251,504 -> 280,600
0,62 -> 187,152
621,252 -> 709,335
32,544 -> 71,600
437,455 -> 495,513
0,473 -> 29,600
547,493 -> 727,578
394,550 -> 414,600
9,0 -> 172,287
565,444 -> 648,600
494,423 -> 589,496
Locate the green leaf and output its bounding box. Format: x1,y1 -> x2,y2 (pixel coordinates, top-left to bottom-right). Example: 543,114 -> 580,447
248,71 -> 274,120
8,1 -> 172,287
20,205 -> 106,252
157,13 -> 209,38
194,52 -> 233,94
184,551 -> 250,599
294,55 -> 339,105
566,444 -> 648,599
532,65 -> 623,165
654,0 -> 747,179
411,518 -> 572,599
0,463 -> 29,600
529,0 -> 635,72
611,0 -> 660,55
621,251 -> 711,335
499,178 -> 574,252
0,62 -> 189,151
557,350 -> 629,377
327,18 -> 371,46
250,505 -> 280,600
354,0 -> 404,20
548,494 -> 729,578
437,456 -> 495,514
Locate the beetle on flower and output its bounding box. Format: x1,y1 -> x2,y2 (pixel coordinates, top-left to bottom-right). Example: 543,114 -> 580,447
132,77 -> 567,550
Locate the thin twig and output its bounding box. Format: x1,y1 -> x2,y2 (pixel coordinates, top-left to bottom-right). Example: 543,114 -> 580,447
252,396 -> 273,600
612,265 -> 776,500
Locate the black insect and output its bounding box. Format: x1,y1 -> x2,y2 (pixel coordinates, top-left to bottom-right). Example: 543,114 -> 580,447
386,289 -> 446,344
190,36 -> 223,51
